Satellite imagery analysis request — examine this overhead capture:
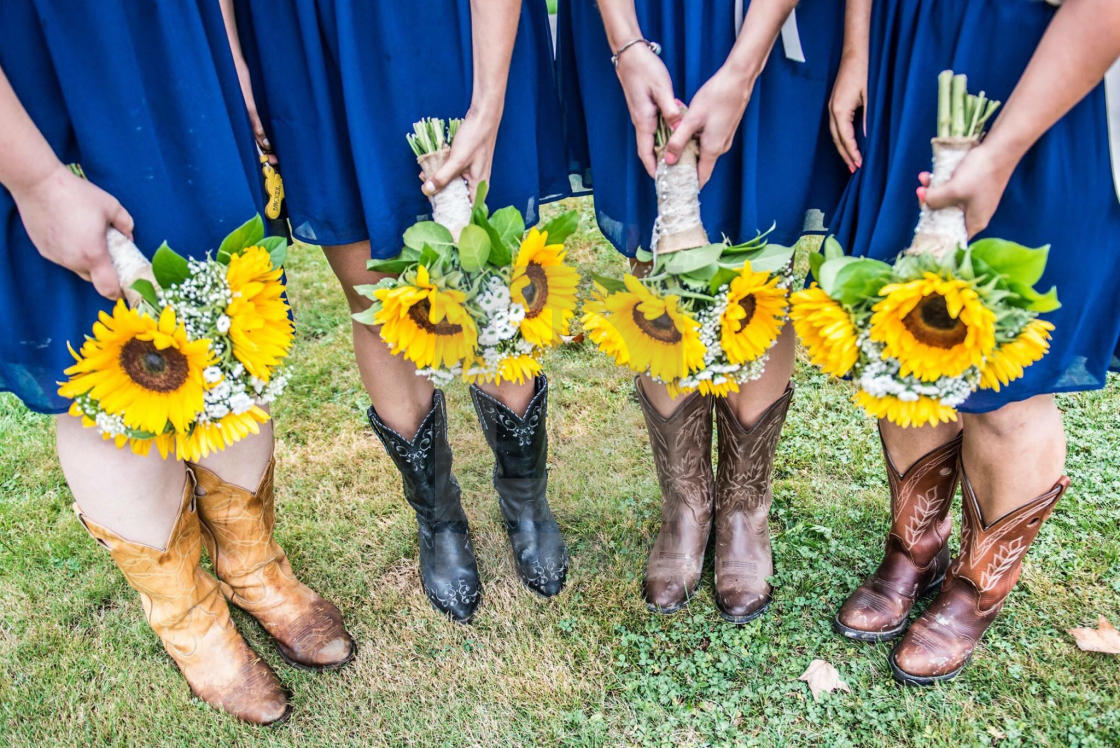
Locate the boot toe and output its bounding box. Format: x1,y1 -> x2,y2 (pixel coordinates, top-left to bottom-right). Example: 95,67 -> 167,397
644,578 -> 691,612
424,578 -> 482,623
526,570 -> 566,598
715,588 -> 770,622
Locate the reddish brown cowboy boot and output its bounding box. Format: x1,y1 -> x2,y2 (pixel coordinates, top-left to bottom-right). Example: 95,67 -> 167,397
191,460 -> 356,670
833,431 -> 962,641
890,472 -> 1069,685
75,478 -> 291,725
712,386 -> 793,624
636,379 -> 716,614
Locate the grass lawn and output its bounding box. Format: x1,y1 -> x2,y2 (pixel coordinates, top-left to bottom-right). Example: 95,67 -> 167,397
1,197 -> 1118,745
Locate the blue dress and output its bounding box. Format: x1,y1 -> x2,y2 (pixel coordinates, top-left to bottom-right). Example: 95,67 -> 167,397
234,0 -> 573,256
0,1 -> 265,415
831,0 -> 1120,412
557,0 -> 849,255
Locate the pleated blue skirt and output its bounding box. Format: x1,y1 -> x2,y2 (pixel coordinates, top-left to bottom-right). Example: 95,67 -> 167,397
0,1 -> 265,414
557,0 -> 849,255
234,0 -> 573,256
831,0 -> 1120,412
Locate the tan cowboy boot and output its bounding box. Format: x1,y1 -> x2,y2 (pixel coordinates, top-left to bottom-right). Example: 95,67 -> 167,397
75,476 -> 290,725
833,431 -> 962,641
712,386 -> 793,624
636,379 -> 716,614
890,472 -> 1069,685
191,460 -> 355,670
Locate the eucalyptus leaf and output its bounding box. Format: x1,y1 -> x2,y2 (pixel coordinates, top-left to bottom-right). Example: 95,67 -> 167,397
352,307 -> 378,325
663,243 -> 724,275
151,243 -> 190,288
540,211 -> 579,246
823,235 -> 845,260
816,256 -> 859,296
457,224 -> 491,272
831,259 -> 894,306
403,221 -> 455,253
490,206 -> 525,250
969,238 -> 1049,287
635,248 -> 654,263
366,258 -> 416,275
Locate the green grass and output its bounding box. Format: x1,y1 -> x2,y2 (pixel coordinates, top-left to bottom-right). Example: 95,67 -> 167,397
2,197 -> 1119,745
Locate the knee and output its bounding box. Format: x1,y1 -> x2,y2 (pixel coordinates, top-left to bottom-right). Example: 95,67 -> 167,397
964,395 -> 1060,441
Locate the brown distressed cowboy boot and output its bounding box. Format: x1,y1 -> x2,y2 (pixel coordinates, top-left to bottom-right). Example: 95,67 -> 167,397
636,379 -> 716,614
890,472 -> 1069,685
833,430 -> 962,641
712,386 -> 793,624
74,476 -> 290,725
191,460 -> 356,670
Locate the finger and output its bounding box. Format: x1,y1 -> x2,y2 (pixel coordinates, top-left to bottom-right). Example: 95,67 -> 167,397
921,184 -> 956,211
917,171 -> 931,187
636,128 -> 657,178
828,113 -> 854,172
842,112 -> 862,170
651,87 -> 681,126
697,145 -> 717,189
89,258 -> 122,301
664,112 -> 700,165
424,150 -> 470,195
964,212 -> 989,239
109,202 -> 135,240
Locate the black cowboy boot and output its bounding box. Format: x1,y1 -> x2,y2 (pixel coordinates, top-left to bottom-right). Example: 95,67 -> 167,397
470,376 -> 568,597
367,391 -> 481,622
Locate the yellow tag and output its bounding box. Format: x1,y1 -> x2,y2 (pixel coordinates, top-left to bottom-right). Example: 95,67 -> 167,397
261,155 -> 284,220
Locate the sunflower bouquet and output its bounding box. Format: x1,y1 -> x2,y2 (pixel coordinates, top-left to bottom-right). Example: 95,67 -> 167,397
582,120 -> 794,397
791,72 -> 1059,427
59,215 -> 294,459
353,117 -> 581,386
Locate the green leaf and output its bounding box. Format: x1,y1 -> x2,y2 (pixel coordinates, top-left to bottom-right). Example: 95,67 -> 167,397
816,256 -> 858,296
831,259 -> 895,306
352,307 -> 378,325
589,273 -> 627,294
256,235 -> 287,269
151,243 -> 190,287
366,258 -> 416,275
419,244 -> 442,268
471,179 -> 489,218
1007,282 -> 1061,313
823,235 -> 845,260
457,224 -> 492,272
682,262 -> 719,283
489,206 -> 524,253
969,238 -> 1049,287
739,243 -> 795,275
129,279 -> 160,308
708,267 -> 739,294
662,244 -> 725,275
808,249 -> 825,282
539,211 -> 579,246
635,248 -> 654,263
217,214 -> 265,261
472,210 -> 512,266
403,221 -> 455,253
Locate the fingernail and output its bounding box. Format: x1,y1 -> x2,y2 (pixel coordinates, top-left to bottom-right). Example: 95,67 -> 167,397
665,154 -> 677,165
916,187 -> 926,201
849,163 -> 856,174
423,180 -> 436,194
262,137 -> 271,149
919,171 -> 931,179
855,158 -> 862,169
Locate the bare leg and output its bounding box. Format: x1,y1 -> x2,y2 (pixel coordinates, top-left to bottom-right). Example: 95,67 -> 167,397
56,414 -> 187,548
879,419 -> 963,474
323,241 -> 435,439
478,378 -> 535,417
195,416 -> 274,490
723,324 -> 795,427
960,394 -> 1066,520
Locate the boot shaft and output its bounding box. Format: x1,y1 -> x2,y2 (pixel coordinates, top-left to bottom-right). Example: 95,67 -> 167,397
635,379 -> 715,523
713,386 -> 793,514
882,430 -> 961,563
367,390 -> 466,525
469,376 -> 550,516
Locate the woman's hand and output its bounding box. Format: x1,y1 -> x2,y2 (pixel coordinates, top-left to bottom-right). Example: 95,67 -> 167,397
422,105 -> 503,200
11,164 -> 134,300
663,65 -> 753,188
615,44 -> 681,177
829,49 -> 868,172
918,144 -> 1016,238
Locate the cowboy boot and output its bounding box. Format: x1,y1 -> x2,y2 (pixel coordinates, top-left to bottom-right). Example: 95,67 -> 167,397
470,376 -> 568,597
74,475 -> 290,725
636,379 -> 716,613
190,460 -> 356,670
712,386 -> 793,624
833,431 -> 962,641
368,390 -> 481,622
890,472 -> 1069,685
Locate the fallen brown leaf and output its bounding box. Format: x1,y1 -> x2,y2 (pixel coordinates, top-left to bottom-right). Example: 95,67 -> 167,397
1068,616 -> 1120,654
798,659 -> 851,700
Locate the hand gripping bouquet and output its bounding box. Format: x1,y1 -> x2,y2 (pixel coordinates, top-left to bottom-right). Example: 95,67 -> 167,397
792,71 -> 1059,427
582,119 -> 795,396
354,117 -> 581,386
59,207 -> 294,459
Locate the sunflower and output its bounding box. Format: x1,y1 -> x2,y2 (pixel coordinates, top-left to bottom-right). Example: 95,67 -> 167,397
854,391 -> 959,429
466,354 -> 543,386
59,301 -> 212,434
602,275 -> 705,382
226,245 -> 294,381
870,273 -> 995,381
687,378 -> 740,398
719,263 -> 788,365
176,407 -> 270,461
581,284 -> 630,366
790,285 -> 859,377
510,228 -> 580,346
374,265 -> 478,369
978,318 -> 1054,391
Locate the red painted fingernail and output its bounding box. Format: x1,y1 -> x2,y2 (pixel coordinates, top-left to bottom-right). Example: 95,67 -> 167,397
916,187 -> 927,201
849,164 -> 856,174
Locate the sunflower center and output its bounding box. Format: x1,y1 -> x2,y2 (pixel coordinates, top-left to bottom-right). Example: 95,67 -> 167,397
734,294 -> 757,332
902,293 -> 968,348
119,338 -> 190,392
632,306 -> 683,344
520,264 -> 549,318
408,298 -> 464,336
